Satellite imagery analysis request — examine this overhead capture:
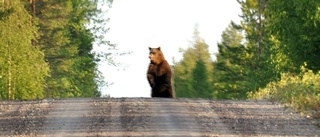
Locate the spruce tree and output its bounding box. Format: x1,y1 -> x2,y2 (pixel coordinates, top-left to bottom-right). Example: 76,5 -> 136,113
174,25 -> 213,98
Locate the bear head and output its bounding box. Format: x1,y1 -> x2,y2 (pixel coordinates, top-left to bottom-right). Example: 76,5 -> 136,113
149,47 -> 165,65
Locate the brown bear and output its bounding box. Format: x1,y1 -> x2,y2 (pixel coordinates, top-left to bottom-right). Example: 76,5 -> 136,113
147,47 -> 175,98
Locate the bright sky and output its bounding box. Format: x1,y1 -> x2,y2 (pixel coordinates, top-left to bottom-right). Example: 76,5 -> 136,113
95,0 -> 242,97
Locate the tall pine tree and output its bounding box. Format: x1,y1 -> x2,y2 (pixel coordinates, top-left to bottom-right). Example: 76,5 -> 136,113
237,0 -> 277,95
213,23 -> 247,99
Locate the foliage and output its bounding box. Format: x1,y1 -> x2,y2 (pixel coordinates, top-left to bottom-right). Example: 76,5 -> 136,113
173,25 -> 213,98
1,0 -> 320,102
37,0 -> 79,98
266,0 -> 320,72
213,23 -> 248,99
217,0 -> 320,116
0,0 -> 114,99
0,0 -> 49,99
34,0 -> 113,98
249,65 -> 320,118
192,60 -> 211,98
233,0 -> 277,97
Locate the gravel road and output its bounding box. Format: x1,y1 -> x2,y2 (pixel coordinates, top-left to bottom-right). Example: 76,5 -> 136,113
0,98 -> 319,137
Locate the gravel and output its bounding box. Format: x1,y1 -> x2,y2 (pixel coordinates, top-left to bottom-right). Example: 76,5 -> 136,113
0,98 -> 319,137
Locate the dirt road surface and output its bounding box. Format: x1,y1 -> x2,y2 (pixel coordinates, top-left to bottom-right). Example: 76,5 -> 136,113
0,98 -> 319,137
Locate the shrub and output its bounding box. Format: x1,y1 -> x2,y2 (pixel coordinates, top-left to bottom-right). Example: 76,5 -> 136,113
249,66 -> 320,118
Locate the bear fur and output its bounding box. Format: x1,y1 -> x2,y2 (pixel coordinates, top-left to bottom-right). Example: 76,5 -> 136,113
147,47 -> 175,98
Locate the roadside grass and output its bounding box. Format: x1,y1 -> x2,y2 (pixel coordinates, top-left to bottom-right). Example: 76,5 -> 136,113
248,66 -> 320,119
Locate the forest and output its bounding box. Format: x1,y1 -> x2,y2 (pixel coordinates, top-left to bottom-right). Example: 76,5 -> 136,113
0,0 -> 113,99
173,0 -> 320,117
0,0 -> 319,117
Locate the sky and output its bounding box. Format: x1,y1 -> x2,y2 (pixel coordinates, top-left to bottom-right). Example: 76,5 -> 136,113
94,0 -> 242,97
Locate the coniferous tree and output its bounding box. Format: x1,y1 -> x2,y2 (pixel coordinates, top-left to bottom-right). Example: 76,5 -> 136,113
32,0 -> 113,98
192,60 -> 211,98
36,0 -> 79,98
174,25 -> 213,98
236,0 -> 277,96
213,23 -> 247,99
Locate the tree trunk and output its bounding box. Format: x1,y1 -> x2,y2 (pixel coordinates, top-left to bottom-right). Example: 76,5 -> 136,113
258,0 -> 262,55
32,0 -> 36,17
30,0 -> 36,46
8,42 -> 11,99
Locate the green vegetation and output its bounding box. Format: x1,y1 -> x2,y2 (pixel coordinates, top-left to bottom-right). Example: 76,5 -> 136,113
0,0 -> 114,99
173,25 -> 213,98
173,0 -> 320,117
213,23 -> 250,99
0,0 -> 49,99
249,65 -> 320,118
0,0 -> 319,117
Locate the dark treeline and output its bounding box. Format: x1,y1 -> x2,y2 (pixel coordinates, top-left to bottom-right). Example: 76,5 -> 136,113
0,0 -> 113,99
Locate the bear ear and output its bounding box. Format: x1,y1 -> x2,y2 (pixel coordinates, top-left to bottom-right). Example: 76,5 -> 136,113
149,47 -> 152,51
157,47 -> 161,51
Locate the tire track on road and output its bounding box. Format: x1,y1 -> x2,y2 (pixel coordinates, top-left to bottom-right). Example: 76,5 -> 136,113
39,98 -> 92,137
146,98 -> 204,137
1,98 -> 319,137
